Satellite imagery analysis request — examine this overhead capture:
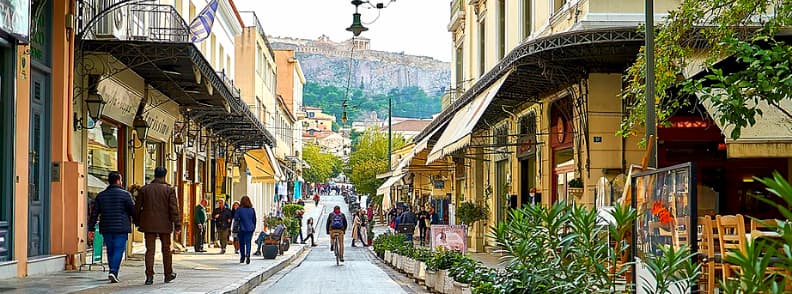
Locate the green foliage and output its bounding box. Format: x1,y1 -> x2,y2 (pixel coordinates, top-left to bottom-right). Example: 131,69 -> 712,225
372,233 -> 407,256
281,204 -> 303,218
346,128 -> 407,197
621,0 -> 792,139
283,217 -> 301,236
425,247 -> 467,271
568,178 -> 584,188
303,143 -> 342,183
456,201 -> 490,227
640,245 -> 701,294
303,82 -> 441,125
265,217 -> 282,231
491,202 -> 637,293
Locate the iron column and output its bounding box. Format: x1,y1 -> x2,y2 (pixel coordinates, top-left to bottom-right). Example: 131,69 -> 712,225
645,0 -> 657,168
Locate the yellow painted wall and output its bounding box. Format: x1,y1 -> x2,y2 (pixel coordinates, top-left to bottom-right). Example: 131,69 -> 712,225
14,45 -> 31,277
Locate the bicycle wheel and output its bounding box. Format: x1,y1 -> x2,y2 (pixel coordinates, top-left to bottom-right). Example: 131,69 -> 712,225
334,236 -> 340,266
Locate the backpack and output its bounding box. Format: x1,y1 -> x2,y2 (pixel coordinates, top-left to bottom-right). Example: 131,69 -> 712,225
330,213 -> 344,229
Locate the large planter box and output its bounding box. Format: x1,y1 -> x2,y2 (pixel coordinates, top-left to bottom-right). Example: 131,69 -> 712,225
385,250 -> 392,264
404,258 -> 416,276
436,269 -> 448,293
443,270 -> 455,294
454,281 -> 471,294
425,270 -> 437,292
414,261 -> 425,281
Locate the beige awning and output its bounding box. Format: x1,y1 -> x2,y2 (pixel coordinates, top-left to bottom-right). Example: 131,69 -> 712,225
702,98 -> 792,158
426,72 -> 510,164
377,173 -> 405,210
244,147 -> 280,183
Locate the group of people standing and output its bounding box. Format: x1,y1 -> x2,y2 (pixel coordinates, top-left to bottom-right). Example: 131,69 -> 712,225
87,167 -> 265,286
388,205 -> 438,246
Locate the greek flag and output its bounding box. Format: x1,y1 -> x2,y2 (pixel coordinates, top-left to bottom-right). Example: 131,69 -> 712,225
189,0 -> 219,43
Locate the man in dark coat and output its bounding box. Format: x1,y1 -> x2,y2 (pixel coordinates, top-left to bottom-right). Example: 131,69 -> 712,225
136,167 -> 181,285
88,171 -> 134,283
212,199 -> 233,254
399,206 -> 418,241
194,199 -> 208,253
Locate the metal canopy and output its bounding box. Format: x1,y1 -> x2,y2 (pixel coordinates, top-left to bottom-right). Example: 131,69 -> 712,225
78,2 -> 275,150
415,27 -> 645,142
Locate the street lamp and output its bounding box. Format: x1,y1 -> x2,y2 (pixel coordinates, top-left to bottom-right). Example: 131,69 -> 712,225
346,0 -> 369,36
130,116 -> 149,149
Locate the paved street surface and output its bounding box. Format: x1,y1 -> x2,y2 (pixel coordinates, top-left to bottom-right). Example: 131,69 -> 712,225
0,232 -> 305,294
252,195 -> 426,294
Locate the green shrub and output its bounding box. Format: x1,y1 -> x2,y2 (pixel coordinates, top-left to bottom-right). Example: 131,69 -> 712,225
281,204 -> 303,218
456,201 -> 490,227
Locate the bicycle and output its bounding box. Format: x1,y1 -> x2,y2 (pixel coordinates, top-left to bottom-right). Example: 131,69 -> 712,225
331,232 -> 341,265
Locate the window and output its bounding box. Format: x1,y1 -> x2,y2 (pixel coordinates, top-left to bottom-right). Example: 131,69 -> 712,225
189,3 -> 196,20
522,0 -> 532,40
455,46 -> 463,89
218,45 -> 225,71
498,0 -> 505,59
226,55 -> 231,74
255,45 -> 263,75
553,0 -> 566,13
175,0 -> 183,16
478,20 -> 486,76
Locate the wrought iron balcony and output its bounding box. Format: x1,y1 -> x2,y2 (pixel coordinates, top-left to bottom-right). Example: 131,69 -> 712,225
79,1 -> 190,43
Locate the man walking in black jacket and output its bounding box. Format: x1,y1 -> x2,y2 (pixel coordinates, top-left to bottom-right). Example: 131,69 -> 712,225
88,171 -> 135,283
212,199 -> 233,254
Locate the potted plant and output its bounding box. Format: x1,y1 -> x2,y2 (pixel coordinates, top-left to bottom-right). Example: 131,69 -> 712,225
568,178 -> 584,198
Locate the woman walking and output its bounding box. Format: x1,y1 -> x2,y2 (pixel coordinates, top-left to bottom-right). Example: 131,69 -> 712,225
301,217 -> 317,246
351,211 -> 362,247
233,196 -> 256,264
357,210 -> 368,246
231,201 -> 241,254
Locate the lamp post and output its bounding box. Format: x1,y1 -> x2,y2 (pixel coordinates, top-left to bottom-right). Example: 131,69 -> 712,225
346,0 -> 369,36
388,94 -> 392,171
645,0 -> 657,168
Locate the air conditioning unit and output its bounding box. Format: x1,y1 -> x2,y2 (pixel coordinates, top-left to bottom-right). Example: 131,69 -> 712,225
94,3 -> 128,40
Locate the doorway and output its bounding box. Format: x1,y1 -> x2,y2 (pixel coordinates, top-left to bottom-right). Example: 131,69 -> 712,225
28,69 -> 51,257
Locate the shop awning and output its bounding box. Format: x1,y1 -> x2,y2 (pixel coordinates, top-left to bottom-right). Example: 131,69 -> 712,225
702,99 -> 792,158
376,173 -> 404,196
244,148 -> 278,183
266,145 -> 284,180
426,72 -> 510,164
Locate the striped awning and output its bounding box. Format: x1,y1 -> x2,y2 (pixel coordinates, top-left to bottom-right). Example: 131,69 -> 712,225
426,71 -> 510,164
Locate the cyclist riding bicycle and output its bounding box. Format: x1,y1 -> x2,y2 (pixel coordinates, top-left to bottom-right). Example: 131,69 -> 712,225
325,205 -> 348,262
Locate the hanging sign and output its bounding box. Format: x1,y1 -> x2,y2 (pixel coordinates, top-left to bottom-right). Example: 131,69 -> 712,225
143,102 -> 176,142
98,78 -> 142,126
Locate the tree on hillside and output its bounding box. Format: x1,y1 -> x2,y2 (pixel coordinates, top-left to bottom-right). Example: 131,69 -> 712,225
622,0 -> 792,139
303,143 -> 341,184
346,128 -> 407,199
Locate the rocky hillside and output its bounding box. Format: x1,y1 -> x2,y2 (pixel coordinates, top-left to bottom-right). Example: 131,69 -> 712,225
270,35 -> 450,120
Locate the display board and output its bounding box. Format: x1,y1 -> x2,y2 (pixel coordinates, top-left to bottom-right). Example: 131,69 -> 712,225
632,162 -> 697,293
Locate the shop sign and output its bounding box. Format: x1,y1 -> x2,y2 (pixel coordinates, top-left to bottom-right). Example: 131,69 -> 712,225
516,134 -> 536,158
0,0 -> 31,42
430,225 -> 467,253
143,105 -> 175,143
98,78 -> 142,126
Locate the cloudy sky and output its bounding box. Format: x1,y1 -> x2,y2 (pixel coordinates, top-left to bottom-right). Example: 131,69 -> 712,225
234,0 -> 452,62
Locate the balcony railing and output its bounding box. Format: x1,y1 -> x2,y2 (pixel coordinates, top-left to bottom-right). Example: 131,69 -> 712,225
216,70 -> 242,99
80,1 -> 190,43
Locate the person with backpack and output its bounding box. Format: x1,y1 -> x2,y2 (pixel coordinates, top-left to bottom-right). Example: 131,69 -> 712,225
325,205 -> 348,262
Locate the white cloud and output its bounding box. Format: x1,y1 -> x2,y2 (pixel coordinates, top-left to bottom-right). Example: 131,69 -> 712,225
234,0 -> 452,62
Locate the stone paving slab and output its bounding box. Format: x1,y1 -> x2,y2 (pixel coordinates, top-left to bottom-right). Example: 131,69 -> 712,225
0,244 -> 307,294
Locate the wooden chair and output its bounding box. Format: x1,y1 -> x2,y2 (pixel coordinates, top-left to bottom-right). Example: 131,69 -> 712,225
750,218 -> 779,240
716,214 -> 747,282
697,216 -> 716,294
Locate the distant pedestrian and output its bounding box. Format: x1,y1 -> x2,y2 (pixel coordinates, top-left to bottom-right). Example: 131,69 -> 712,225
313,193 -> 320,207
234,196 -> 257,264
302,217 -> 317,246
399,206 -> 418,242
194,199 -> 208,253
356,210 -> 369,246
351,210 -> 362,247
296,210 -> 305,244
88,171 -> 134,283
136,167 -> 180,285
212,199 -> 233,254
231,201 -> 241,254
417,207 -> 430,246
